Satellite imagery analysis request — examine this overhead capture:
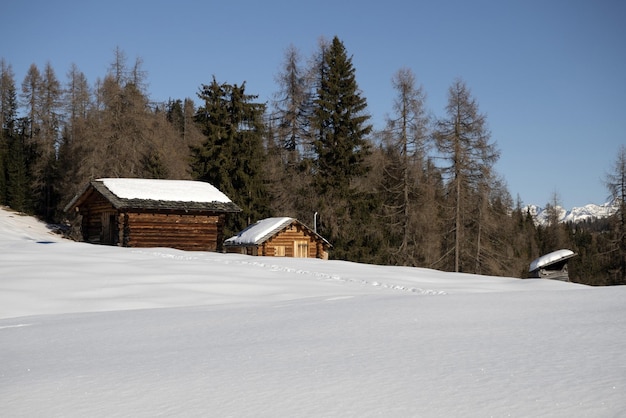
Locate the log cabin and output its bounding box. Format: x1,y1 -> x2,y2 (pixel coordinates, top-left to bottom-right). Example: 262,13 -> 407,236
64,178 -> 241,252
224,217 -> 331,259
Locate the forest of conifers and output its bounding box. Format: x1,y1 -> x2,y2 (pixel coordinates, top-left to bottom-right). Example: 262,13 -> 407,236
1,39 -> 624,285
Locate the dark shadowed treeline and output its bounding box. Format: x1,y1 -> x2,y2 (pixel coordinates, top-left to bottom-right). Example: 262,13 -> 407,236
0,40 -> 623,285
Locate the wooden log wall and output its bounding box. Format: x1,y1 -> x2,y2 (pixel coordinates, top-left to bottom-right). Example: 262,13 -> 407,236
262,223 -> 322,258
79,193 -> 116,244
124,212 -> 224,252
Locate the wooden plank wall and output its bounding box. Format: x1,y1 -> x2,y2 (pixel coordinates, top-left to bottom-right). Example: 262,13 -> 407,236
79,193 -> 116,244
124,212 -> 224,252
262,223 -> 321,258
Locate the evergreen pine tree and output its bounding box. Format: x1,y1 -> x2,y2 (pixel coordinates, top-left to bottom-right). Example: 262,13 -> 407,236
309,36 -> 373,260
6,118 -> 30,212
166,99 -> 185,137
312,36 -> 371,194
191,77 -> 270,235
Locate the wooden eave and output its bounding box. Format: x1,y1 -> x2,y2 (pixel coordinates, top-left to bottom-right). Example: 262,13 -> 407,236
287,220 -> 332,248
63,182 -> 97,213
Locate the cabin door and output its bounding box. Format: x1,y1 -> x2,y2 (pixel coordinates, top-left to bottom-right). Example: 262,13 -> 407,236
294,241 -> 309,258
101,211 -> 118,245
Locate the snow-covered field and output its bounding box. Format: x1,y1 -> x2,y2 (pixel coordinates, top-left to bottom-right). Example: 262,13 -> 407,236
1,207 -> 625,417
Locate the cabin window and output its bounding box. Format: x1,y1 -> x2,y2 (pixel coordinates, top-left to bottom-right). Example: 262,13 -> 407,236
274,246 -> 285,257
295,241 -> 308,258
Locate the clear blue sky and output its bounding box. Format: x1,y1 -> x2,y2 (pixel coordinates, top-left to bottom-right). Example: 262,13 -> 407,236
2,0 -> 624,209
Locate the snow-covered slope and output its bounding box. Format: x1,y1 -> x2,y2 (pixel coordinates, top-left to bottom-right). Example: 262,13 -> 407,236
1,206 -> 625,417
526,200 -> 618,226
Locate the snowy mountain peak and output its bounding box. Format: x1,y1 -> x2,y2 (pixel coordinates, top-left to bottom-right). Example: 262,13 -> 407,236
525,200 -> 619,226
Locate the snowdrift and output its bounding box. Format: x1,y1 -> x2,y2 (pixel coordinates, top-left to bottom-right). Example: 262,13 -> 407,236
1,207 -> 624,417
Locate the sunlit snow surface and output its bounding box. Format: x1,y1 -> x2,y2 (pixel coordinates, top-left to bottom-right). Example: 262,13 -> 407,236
99,178 -> 233,203
1,207 -> 625,417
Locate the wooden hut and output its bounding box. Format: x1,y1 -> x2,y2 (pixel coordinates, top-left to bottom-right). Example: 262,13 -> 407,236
224,217 -> 331,259
529,249 -> 577,281
64,178 -> 241,252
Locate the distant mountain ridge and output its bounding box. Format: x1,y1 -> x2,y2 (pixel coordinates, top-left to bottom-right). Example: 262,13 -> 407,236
524,200 -> 619,226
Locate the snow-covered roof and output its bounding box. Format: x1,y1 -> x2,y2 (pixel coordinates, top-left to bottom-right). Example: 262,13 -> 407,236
225,217 -> 294,246
64,178 -> 241,213
529,249 -> 576,272
100,178 -> 232,203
